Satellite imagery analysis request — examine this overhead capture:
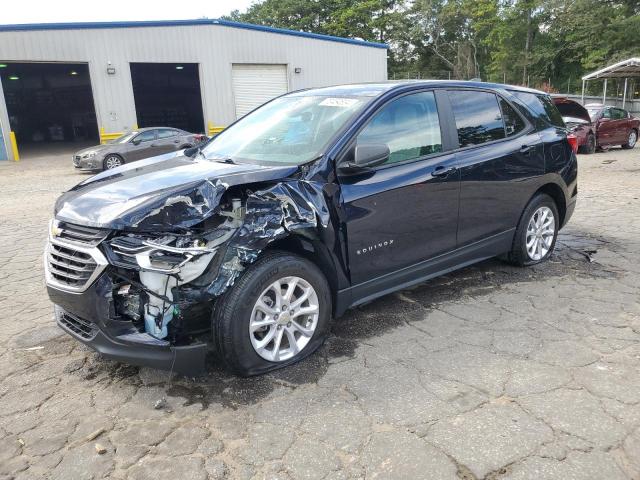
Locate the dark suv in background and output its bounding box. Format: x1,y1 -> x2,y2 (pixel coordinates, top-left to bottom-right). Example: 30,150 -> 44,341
46,81 -> 577,376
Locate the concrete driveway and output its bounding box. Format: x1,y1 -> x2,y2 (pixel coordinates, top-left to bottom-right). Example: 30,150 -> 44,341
1,148 -> 639,479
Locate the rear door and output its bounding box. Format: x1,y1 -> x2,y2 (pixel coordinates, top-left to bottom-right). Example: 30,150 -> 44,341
611,108 -> 630,143
340,90 -> 460,285
155,128 -> 182,154
450,89 -> 544,247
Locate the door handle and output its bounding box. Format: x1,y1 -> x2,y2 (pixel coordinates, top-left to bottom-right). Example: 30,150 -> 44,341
174,140 -> 180,143
432,165 -> 457,177
520,145 -> 532,155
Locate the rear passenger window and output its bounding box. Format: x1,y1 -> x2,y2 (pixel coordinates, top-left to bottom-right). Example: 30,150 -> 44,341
499,98 -> 526,136
449,90 -> 505,147
157,129 -> 178,138
611,108 -> 626,120
357,91 -> 442,165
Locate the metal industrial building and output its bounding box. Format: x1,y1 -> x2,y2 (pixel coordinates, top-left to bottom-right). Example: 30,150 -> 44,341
0,19 -> 388,161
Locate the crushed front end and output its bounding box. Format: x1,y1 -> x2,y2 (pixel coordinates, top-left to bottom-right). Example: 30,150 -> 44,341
45,173 -> 328,375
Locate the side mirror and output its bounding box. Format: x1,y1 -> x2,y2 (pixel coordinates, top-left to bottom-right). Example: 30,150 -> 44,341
184,146 -> 199,157
131,138 -> 141,146
355,144 -> 390,167
339,143 -> 389,174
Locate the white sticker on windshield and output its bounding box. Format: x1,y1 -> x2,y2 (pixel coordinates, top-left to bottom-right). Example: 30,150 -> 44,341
319,98 -> 358,107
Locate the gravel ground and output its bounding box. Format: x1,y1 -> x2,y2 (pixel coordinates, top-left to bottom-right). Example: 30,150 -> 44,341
1,147 -> 639,480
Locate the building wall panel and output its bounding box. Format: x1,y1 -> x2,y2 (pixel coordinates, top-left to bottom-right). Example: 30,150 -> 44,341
0,23 -> 387,141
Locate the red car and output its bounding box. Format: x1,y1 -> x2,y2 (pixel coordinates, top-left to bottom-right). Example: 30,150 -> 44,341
552,97 -> 639,153
586,104 -> 639,151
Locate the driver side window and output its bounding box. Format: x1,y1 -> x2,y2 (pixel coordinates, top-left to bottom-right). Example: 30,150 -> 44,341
357,91 -> 442,166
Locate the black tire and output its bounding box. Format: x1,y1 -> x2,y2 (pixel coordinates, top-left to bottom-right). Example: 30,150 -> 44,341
103,154 -> 124,170
622,129 -> 637,149
581,133 -> 596,154
506,193 -> 559,267
211,251 -> 332,376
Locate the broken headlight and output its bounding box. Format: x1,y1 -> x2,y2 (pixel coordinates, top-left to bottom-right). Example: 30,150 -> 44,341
109,234 -> 217,275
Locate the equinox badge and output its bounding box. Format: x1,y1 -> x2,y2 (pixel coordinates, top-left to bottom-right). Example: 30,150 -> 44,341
356,239 -> 394,255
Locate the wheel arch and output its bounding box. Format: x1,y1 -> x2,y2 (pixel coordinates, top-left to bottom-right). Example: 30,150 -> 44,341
262,234 -> 341,315
533,182 -> 567,226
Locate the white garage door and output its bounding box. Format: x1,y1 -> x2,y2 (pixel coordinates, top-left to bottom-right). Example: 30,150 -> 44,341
232,64 -> 288,119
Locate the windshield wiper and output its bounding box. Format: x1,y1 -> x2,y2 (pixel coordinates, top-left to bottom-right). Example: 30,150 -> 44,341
212,157 -> 236,164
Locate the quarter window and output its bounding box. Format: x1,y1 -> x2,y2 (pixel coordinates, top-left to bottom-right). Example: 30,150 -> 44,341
510,91 -> 565,128
499,98 -> 526,136
357,91 -> 442,165
449,90 -> 505,147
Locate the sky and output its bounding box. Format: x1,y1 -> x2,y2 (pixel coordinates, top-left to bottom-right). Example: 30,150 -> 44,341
1,0 -> 256,25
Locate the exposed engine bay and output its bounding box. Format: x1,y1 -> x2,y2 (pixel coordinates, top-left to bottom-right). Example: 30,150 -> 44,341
48,177 -> 330,351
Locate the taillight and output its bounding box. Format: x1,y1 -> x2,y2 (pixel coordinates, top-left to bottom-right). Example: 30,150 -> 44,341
567,134 -> 578,154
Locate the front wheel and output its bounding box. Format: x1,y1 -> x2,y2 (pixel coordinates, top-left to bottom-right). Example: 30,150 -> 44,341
212,251 -> 331,376
506,193 -> 559,266
622,130 -> 637,149
581,133 -> 596,154
103,155 -> 124,170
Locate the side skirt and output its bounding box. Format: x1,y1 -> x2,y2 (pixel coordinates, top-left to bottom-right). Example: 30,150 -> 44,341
334,229 -> 515,316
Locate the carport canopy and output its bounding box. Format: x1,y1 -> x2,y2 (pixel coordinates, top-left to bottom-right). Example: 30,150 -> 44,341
581,57 -> 640,108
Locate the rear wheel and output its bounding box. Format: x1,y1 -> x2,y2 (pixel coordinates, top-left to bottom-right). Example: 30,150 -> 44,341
103,154 -> 124,170
507,193 -> 559,266
212,251 -> 331,376
622,130 -> 637,149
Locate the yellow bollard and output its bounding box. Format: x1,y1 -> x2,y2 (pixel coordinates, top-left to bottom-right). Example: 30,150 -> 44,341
9,131 -> 19,161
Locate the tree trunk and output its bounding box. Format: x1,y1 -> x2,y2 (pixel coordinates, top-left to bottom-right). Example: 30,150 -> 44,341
522,6 -> 533,85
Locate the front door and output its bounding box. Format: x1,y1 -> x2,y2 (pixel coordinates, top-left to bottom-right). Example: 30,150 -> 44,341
597,108 -> 618,146
127,129 -> 158,161
339,90 -> 460,286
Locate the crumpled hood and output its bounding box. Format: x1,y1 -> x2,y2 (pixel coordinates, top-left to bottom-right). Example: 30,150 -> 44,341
54,153 -> 299,231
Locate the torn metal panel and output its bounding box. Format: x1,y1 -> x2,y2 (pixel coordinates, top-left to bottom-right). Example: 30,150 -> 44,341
183,180 -> 329,300
54,154 -> 299,231
101,179 -> 330,342
130,180 -> 228,230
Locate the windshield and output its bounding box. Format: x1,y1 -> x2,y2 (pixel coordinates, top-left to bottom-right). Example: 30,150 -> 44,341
110,132 -> 137,144
202,95 -> 369,165
587,108 -> 602,121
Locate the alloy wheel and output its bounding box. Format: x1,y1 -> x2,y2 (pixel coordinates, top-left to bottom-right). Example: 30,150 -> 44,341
628,131 -> 637,148
525,206 -> 555,261
249,276 -> 319,362
105,156 -> 122,169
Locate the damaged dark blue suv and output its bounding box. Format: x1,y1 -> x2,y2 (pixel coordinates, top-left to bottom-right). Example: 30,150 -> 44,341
46,81 -> 577,376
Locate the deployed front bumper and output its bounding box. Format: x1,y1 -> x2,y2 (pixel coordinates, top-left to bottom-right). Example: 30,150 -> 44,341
48,282 -> 208,375
45,225 -> 209,375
